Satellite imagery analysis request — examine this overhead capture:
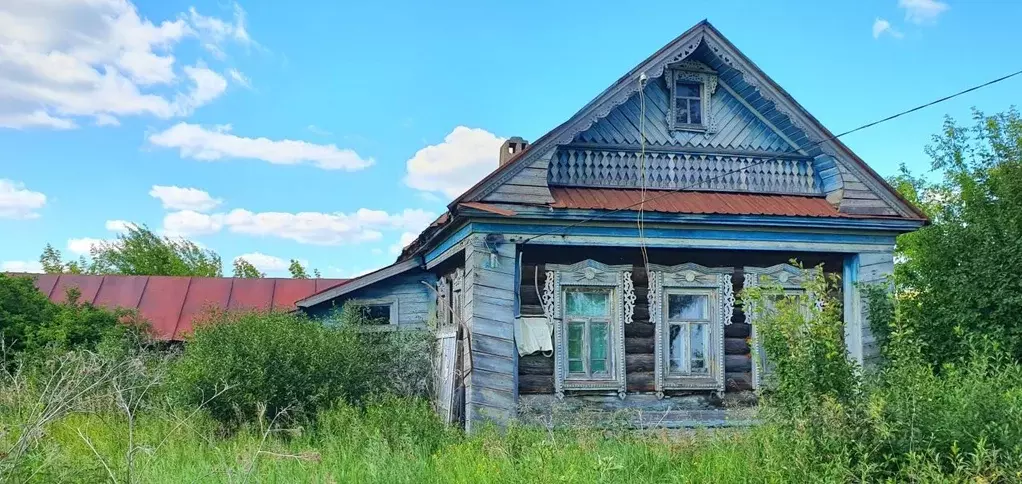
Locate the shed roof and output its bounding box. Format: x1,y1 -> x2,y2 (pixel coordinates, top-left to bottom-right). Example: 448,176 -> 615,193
13,274 -> 348,341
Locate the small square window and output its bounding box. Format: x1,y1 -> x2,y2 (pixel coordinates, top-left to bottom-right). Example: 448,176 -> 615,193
361,304 -> 392,324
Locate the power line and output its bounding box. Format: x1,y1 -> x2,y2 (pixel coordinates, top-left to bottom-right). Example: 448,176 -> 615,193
518,67 -> 1022,245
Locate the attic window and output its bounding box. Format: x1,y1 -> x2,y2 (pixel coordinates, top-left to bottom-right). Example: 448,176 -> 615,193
665,61 -> 718,133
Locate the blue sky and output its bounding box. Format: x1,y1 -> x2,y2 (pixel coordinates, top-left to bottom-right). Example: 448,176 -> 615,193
2,0 -> 1020,277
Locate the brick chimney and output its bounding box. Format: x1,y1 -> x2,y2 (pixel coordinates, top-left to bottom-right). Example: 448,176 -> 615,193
498,137 -> 528,166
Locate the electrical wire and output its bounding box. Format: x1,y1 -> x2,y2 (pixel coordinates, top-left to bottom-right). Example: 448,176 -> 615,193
637,75 -> 651,276
518,67 -> 1022,246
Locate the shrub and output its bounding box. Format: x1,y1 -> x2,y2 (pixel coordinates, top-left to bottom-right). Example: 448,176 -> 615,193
0,274 -> 146,361
745,266 -> 1022,480
170,306 -> 405,427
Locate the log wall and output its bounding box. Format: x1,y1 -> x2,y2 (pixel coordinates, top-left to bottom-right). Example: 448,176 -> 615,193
516,246 -> 843,397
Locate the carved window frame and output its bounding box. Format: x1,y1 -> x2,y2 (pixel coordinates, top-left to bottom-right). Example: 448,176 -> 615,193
743,264 -> 818,390
665,61 -> 719,134
648,263 -> 734,397
544,260 -> 634,399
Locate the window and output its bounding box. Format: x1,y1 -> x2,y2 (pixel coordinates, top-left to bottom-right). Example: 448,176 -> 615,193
348,297 -> 398,325
361,304 -> 392,324
544,260 -> 634,399
743,264 -> 817,390
564,289 -> 613,378
665,61 -> 718,133
673,81 -> 702,126
666,293 -> 711,375
648,263 -> 734,396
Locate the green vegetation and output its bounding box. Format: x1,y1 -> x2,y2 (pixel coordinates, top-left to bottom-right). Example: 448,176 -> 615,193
891,109 -> 1022,365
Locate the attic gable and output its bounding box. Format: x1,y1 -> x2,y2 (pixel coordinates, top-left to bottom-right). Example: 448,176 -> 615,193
466,21 -> 924,220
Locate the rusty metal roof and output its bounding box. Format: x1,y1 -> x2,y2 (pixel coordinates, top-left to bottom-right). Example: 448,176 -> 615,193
17,274 -> 348,341
549,187 -> 850,218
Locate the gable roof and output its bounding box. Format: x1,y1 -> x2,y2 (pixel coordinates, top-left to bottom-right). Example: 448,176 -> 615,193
11,273 -> 347,341
451,20 -> 926,220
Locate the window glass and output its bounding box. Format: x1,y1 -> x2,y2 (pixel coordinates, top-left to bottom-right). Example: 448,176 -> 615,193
590,322 -> 609,373
676,81 -> 700,97
361,304 -> 391,324
690,323 -> 707,373
567,322 -> 584,373
689,99 -> 702,124
668,294 -> 708,320
668,324 -> 686,373
565,290 -> 610,317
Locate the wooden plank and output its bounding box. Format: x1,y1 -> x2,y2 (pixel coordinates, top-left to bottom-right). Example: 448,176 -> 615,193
471,318 -> 514,341
471,333 -> 516,359
468,383 -> 515,409
484,191 -> 553,204
471,353 -> 515,376
724,322 -> 751,339
624,321 -> 654,337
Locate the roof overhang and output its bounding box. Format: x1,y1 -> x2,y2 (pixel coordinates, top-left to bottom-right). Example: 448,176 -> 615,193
295,257 -> 423,309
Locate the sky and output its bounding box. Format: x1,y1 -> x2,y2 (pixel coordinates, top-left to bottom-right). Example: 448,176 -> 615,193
2,0 -> 1020,277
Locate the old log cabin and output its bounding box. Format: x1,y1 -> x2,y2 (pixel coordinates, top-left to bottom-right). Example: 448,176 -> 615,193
296,20 -> 926,430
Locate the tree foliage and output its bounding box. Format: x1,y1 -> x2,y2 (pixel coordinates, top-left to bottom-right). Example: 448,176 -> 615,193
288,259 -> 309,279
232,258 -> 264,278
0,274 -> 146,357
892,108 -> 1022,364
38,244 -> 88,274
88,225 -> 222,277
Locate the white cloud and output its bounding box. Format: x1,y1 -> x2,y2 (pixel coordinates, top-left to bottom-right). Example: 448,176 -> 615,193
161,205 -> 435,246
105,220 -> 134,233
389,231 -> 419,255
404,126 -> 505,199
162,210 -> 224,237
0,179 -> 47,219
307,125 -> 332,136
233,252 -> 291,273
227,68 -> 251,88
899,0 -> 950,24
188,3 -> 253,58
67,237 -> 105,256
872,18 -> 904,39
0,1 -> 250,130
148,123 -> 374,171
2,260 -> 43,273
149,185 -> 223,212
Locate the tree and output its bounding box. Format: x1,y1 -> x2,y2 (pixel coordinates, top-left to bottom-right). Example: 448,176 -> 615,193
232,258 -> 264,278
892,108 -> 1022,364
88,225 -> 222,277
289,259 -> 309,279
38,244 -> 88,274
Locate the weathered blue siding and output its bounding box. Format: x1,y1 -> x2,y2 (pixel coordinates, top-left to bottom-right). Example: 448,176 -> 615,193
306,270 -> 436,327
573,78 -> 796,153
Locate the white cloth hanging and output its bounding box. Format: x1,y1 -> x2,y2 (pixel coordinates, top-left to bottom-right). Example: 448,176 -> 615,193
514,316 -> 553,356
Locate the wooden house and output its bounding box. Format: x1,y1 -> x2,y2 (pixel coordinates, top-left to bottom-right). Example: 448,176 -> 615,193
295,21 -> 926,430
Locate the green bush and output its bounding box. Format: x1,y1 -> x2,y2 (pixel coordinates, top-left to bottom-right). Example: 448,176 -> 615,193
744,266 -> 1022,481
170,305 -> 405,428
0,274 -> 146,360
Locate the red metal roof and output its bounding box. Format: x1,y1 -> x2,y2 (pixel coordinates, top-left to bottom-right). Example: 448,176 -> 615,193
13,274 -> 348,341
549,187 -> 851,218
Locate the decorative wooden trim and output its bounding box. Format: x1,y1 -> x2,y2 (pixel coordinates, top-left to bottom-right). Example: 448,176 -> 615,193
548,150 -> 822,195
666,61 -> 719,134
647,263 -> 734,397
546,260 -> 632,399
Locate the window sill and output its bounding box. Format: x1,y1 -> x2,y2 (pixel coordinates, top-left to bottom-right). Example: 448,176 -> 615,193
670,124 -> 708,133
